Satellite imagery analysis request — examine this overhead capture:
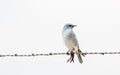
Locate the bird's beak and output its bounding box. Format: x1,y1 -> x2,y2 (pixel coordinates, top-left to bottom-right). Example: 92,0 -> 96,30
73,25 -> 77,27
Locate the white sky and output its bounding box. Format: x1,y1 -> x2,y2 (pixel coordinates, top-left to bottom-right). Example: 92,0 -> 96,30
0,0 -> 120,75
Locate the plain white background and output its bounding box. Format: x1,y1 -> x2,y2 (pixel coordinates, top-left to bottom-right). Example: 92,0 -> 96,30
0,0 -> 120,75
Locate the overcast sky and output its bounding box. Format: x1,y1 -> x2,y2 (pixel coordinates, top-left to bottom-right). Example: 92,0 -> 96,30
0,0 -> 120,75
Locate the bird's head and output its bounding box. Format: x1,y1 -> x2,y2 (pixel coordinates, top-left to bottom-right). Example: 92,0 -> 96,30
63,23 -> 77,30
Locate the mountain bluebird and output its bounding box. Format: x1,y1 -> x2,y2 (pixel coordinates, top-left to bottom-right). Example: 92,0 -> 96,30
62,23 -> 84,63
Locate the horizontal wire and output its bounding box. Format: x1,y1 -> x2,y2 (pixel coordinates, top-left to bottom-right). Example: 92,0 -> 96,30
0,51 -> 119,57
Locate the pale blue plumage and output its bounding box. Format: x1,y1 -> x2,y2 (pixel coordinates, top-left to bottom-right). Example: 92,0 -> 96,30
62,23 -> 84,63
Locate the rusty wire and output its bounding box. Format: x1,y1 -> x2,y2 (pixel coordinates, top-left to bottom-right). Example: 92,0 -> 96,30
0,51 -> 119,57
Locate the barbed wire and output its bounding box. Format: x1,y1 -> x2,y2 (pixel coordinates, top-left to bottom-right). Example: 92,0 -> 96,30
0,51 -> 120,57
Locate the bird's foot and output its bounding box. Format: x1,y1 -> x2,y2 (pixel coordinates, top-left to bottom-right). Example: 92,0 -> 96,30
78,50 -> 85,57
67,51 -> 74,63
66,50 -> 70,55
82,53 -> 85,57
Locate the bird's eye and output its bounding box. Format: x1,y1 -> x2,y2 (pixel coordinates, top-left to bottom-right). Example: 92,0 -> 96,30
69,25 -> 72,27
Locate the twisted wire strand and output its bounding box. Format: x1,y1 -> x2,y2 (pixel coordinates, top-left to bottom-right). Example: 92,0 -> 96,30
0,52 -> 120,57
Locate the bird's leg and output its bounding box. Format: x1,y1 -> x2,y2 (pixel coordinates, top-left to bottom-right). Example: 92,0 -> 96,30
67,51 -> 74,63
70,51 -> 74,63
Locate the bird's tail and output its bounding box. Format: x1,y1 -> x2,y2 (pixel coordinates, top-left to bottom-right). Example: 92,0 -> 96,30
77,49 -> 85,63
77,53 -> 83,63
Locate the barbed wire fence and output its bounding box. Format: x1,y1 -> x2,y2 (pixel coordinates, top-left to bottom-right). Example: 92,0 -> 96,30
0,51 -> 120,57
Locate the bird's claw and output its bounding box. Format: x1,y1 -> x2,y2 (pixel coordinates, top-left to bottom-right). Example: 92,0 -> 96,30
66,50 -> 71,55
66,52 -> 70,55
67,51 -> 74,63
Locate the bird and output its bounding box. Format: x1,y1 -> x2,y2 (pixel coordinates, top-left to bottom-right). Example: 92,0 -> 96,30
62,23 -> 84,63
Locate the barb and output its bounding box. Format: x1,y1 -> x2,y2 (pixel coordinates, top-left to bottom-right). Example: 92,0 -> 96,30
0,52 -> 120,57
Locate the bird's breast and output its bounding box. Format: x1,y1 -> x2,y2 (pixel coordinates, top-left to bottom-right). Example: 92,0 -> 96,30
62,30 -> 79,50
